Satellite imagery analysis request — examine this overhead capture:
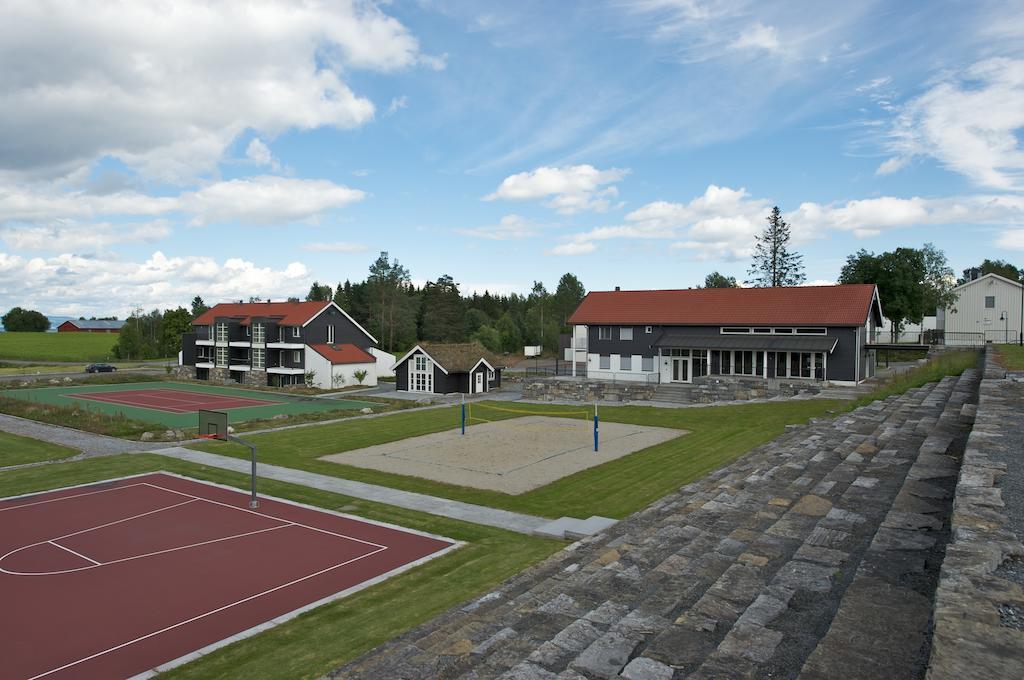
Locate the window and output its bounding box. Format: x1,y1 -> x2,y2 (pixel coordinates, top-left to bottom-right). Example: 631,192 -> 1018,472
985,296 -> 996,309
775,352 -> 787,377
720,351 -> 731,374
795,327 -> 827,335
599,355 -> 611,369
642,356 -> 655,372
252,323 -> 265,344
620,327 -> 633,341
721,327 -> 750,334
692,350 -> 708,377
291,326 -> 300,338
773,327 -> 794,334
245,326 -> 251,337
292,350 -> 301,363
487,369 -> 495,381
215,322 -> 228,343
215,346 -> 228,367
252,348 -> 265,369
414,354 -> 429,371
734,350 -> 754,375
620,355 -> 632,371
327,324 -> 335,343
409,353 -> 433,392
598,326 -> 612,340
753,327 -> 772,334
645,326 -> 653,334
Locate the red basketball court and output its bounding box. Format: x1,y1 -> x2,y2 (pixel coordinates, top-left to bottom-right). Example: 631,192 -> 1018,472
67,387 -> 278,414
0,473 -> 458,679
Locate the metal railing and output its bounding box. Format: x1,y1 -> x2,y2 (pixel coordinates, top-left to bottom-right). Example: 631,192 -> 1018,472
870,330 -> 988,346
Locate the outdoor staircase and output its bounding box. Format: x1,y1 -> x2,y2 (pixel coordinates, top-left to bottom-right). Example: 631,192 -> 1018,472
331,369 -> 980,680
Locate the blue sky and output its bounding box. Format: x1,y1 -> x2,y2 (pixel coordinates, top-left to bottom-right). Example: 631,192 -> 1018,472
1,0 -> 1023,316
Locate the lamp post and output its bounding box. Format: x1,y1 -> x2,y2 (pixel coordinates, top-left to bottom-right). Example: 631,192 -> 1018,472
1001,311 -> 1008,344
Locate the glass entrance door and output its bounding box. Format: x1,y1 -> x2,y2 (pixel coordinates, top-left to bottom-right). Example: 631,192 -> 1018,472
672,357 -> 690,383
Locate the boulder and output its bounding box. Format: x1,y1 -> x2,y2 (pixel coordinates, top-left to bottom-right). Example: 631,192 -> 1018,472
360,407 -> 374,414
415,397 -> 432,405
140,432 -> 156,441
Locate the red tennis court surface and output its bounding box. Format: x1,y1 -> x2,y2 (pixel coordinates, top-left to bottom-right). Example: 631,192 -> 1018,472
0,473 -> 458,679
67,388 -> 278,413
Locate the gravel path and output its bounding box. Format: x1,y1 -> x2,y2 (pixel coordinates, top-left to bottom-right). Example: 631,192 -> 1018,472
0,412 -> 170,456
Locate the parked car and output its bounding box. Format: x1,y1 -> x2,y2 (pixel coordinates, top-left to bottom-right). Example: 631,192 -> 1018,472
85,363 -> 117,373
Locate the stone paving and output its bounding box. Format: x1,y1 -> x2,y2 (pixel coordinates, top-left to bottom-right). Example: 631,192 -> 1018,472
333,370 -> 979,680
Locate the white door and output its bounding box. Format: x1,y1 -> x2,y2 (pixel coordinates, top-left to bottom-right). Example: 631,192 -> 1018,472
474,371 -> 484,393
672,357 -> 690,383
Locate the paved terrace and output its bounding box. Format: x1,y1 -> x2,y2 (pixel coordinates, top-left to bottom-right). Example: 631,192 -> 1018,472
334,368 -> 980,679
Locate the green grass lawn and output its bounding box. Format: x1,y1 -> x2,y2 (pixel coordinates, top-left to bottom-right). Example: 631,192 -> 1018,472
0,454 -> 561,680
0,332 -> 119,361
996,344 -> 1024,370
0,380 -> 377,429
0,431 -> 76,467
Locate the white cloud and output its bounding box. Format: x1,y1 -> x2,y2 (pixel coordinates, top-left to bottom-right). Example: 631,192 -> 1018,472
301,241 -> 369,253
997,229 -> 1024,250
730,23 -> 781,52
2,220 -> 171,252
0,177 -> 365,237
556,184 -> 1024,261
184,176 -> 365,226
245,138 -> 278,170
0,1 -> 436,183
879,58 -> 1024,190
386,96 -> 409,116
0,251 -> 311,317
458,214 -> 540,240
485,164 -> 629,214
547,242 -> 597,256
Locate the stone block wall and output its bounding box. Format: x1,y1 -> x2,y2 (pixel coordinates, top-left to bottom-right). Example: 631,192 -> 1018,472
926,348 -> 1024,679
522,375 -> 821,404
522,378 -> 656,403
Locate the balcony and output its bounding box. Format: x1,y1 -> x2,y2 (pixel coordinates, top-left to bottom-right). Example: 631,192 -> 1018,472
196,339 -> 214,346
229,340 -> 251,347
267,365 -> 304,375
195,361 -> 215,369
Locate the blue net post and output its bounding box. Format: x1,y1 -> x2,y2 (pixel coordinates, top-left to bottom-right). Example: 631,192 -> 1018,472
461,400 -> 466,435
593,405 -> 599,452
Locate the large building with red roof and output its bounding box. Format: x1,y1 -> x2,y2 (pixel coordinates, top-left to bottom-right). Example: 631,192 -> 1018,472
180,300 -> 394,389
566,284 -> 883,385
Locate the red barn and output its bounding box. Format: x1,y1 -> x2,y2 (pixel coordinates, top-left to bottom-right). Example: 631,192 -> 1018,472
57,320 -> 125,333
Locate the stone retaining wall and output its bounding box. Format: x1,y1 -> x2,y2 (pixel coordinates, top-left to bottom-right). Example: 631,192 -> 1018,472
522,378 -> 656,403
522,375 -> 820,404
927,349 -> 1024,679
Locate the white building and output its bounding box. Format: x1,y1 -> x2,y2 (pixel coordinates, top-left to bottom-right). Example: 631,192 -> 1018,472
938,273 -> 1023,345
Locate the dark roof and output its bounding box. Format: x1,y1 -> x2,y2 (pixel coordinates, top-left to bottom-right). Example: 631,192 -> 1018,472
416,342 -> 506,372
192,301 -> 328,326
653,332 -> 838,353
568,284 -> 880,327
309,343 -> 375,365
60,319 -> 125,330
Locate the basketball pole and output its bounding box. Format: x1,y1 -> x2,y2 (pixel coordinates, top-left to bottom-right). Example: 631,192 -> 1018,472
593,402 -> 599,452
228,433 -> 259,509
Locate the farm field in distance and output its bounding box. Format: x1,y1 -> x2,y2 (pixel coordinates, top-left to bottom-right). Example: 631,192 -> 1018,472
0,332 -> 119,362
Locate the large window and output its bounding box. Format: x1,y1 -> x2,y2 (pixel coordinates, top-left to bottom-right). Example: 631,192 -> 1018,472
599,355 -> 611,369
692,350 -> 708,377
215,346 -> 228,367
620,327 -> 633,341
598,326 -> 612,340
620,355 -> 632,371
252,348 -> 265,369
410,353 -> 433,392
733,350 -> 754,375
777,351 -> 817,378
215,322 -> 228,343
251,323 -> 265,344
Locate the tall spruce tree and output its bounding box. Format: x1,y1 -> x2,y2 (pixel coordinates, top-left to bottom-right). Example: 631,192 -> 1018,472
746,207 -> 805,287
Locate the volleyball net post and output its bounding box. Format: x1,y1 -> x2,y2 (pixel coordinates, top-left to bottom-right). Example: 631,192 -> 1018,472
461,395 -> 466,435
593,402 -> 599,452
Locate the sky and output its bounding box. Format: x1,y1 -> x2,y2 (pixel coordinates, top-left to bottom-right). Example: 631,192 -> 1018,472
1,0 -> 1024,318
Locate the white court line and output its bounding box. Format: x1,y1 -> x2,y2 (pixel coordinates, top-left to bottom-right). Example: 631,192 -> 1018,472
49,541 -> 100,566
3,523 -> 296,577
142,483 -> 389,551
0,482 -> 149,513
27,543 -> 387,680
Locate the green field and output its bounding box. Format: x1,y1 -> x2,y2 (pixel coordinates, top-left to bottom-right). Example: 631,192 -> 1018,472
0,381 -> 377,429
0,431 -> 76,467
997,344 -> 1024,370
0,455 -> 560,680
0,332 -> 119,361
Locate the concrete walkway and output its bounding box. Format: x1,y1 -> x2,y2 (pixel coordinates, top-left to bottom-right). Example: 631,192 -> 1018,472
0,412 -> 171,456
152,447 -> 610,539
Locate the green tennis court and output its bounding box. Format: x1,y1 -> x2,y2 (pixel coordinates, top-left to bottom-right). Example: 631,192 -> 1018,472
0,381 -> 376,429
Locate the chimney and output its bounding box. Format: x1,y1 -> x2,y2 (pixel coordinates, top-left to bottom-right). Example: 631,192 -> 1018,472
614,286 -> 620,292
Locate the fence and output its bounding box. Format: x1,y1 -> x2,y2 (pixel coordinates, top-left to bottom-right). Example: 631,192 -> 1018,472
870,330 -> 989,346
